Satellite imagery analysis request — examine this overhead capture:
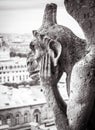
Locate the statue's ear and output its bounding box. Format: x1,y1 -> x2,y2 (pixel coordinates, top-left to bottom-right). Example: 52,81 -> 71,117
49,40 -> 62,66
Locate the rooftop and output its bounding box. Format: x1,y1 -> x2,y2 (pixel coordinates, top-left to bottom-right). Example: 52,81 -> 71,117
0,85 -> 46,110
0,57 -> 27,65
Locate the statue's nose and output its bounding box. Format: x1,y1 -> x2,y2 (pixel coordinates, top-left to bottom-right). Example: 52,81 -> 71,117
27,60 -> 33,66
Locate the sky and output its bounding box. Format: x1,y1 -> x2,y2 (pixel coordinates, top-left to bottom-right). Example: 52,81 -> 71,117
0,0 -> 85,39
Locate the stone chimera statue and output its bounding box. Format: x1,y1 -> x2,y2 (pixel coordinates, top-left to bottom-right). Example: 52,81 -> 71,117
27,3 -> 95,130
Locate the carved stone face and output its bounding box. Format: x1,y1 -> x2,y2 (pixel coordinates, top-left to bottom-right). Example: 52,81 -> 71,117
27,30 -> 62,80
27,36 -> 42,78
27,3 -> 81,82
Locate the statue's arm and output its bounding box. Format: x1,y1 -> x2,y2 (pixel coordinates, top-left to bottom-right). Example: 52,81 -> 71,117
53,85 -> 67,114
40,52 -> 69,129
40,51 -> 67,112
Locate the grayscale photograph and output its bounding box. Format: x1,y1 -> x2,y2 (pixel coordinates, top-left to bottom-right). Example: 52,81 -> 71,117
0,0 -> 94,130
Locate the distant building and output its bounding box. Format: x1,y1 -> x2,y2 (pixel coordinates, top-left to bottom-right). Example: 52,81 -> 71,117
0,47 -> 10,61
0,35 -> 3,47
0,85 -> 54,130
0,57 -> 31,84
0,35 -> 10,61
0,34 -> 31,84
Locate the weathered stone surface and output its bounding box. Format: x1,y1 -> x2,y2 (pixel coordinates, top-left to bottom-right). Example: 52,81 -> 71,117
27,2 -> 95,130
64,0 -> 95,130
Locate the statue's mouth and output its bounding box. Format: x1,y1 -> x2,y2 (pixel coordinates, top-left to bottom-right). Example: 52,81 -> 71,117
29,70 -> 40,79
30,70 -> 39,75
27,57 -> 40,79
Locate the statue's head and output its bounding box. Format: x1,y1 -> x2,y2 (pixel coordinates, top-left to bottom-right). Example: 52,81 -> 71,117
27,30 -> 62,81
27,3 -> 86,83
27,3 -> 64,81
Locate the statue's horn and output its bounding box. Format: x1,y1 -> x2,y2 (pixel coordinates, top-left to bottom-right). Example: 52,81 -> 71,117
51,3 -> 57,24
42,3 -> 57,27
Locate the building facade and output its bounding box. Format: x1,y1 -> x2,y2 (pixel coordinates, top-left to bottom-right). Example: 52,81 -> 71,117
0,103 -> 49,130
0,85 -> 54,130
0,58 -> 31,84
0,35 -> 56,130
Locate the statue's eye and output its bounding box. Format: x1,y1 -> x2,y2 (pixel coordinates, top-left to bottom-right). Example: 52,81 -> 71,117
30,42 -> 35,50
31,45 -> 35,49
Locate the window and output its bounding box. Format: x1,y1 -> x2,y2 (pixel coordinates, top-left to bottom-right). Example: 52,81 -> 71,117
4,77 -> 6,82
7,76 -> 9,82
15,114 -> 20,125
24,113 -> 28,123
33,109 -> 41,123
6,115 -> 11,126
0,77 -> 2,82
13,76 -> 14,81
9,66 -> 12,69
19,76 -> 21,80
17,65 -> 20,68
0,117 -> 2,125
35,114 -> 39,123
14,66 -> 16,68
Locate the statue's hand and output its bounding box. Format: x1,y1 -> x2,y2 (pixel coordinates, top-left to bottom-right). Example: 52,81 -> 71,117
40,50 -> 58,86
